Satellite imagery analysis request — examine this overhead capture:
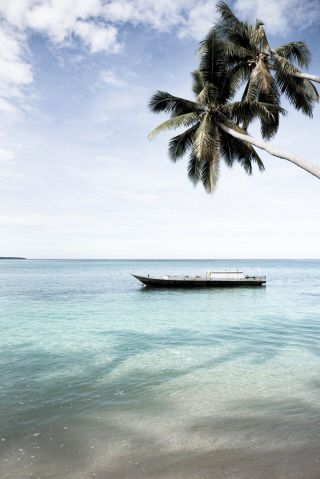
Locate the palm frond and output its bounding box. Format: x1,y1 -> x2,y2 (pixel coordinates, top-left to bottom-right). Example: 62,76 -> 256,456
219,124 -> 264,173
242,78 -> 286,140
216,1 -> 242,30
272,54 -> 300,76
216,1 -> 249,46
149,91 -> 203,117
273,41 -> 311,68
303,78 -> 320,103
243,59 -> 274,103
257,78 -> 280,105
223,41 -> 251,61
187,150 -> 202,185
251,58 -> 273,92
168,123 -> 199,162
276,74 -> 316,116
223,100 -> 285,122
222,99 -> 286,140
243,76 -> 259,102
197,82 -> 219,105
257,79 -> 282,138
228,63 -> 251,96
193,114 -> 218,161
259,109 -> 280,140
148,113 -> 199,140
274,56 -> 319,115
201,155 -> 220,193
252,24 -> 270,53
191,70 -> 204,96
199,31 -> 227,90
193,114 -> 220,192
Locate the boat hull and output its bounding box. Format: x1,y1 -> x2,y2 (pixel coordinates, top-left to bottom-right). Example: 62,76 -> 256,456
132,275 -> 266,288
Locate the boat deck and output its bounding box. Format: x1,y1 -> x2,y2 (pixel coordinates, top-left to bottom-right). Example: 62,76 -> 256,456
132,274 -> 266,288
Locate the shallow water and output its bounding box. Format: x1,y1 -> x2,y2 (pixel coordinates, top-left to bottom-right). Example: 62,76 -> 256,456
0,259 -> 320,478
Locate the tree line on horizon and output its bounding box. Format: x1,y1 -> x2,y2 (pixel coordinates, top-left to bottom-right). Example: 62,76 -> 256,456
148,1 -> 320,193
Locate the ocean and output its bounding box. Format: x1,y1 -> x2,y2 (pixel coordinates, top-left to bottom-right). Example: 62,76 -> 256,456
0,259 -> 319,478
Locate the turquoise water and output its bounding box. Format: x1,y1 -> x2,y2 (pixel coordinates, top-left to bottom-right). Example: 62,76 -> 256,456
0,259 -> 320,479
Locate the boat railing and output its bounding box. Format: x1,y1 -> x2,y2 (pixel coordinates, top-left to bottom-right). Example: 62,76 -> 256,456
162,273 -> 266,281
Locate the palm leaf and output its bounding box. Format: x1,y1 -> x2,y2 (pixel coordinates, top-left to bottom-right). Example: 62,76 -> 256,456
168,123 -> 199,162
273,41 -> 311,67
257,79 -> 282,138
273,53 -> 319,114
149,91 -> 202,117
193,114 -> 220,192
223,41 -> 251,61
257,78 -> 280,105
201,154 -> 220,193
191,70 -> 204,96
193,114 -> 218,161
251,58 -> 273,93
187,150 -> 202,185
272,54 -> 300,76
223,100 -> 285,123
303,78 -> 320,102
199,32 -> 227,90
219,125 -> 264,173
243,76 -> 259,102
223,99 -> 285,139
252,24 -> 270,53
197,82 -> 219,105
216,1 -> 251,49
274,64 -> 318,116
216,1 -> 242,31
228,63 -> 251,94
148,113 -> 199,140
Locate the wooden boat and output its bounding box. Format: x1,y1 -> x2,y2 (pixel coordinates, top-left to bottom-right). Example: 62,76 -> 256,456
132,271 -> 266,288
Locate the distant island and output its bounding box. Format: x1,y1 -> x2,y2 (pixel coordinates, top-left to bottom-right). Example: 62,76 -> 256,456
0,257 -> 26,260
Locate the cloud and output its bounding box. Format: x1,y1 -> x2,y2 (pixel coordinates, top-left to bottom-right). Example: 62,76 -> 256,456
234,0 -> 320,34
100,0 -> 320,38
0,147 -> 14,162
102,0 -> 219,38
0,1 -> 122,113
104,0 -> 186,31
179,1 -> 218,39
0,97 -> 20,115
0,1 -> 121,53
0,0 -> 319,115
100,70 -> 127,87
0,26 -> 32,98
74,21 -> 120,53
0,214 -> 88,227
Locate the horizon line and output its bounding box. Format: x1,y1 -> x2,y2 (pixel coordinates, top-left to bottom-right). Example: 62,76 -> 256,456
4,258 -> 320,261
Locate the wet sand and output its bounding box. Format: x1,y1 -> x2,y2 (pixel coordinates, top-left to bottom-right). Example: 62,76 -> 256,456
2,398 -> 320,479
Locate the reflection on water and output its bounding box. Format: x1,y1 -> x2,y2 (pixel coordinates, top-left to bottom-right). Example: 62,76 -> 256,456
0,259 -> 320,478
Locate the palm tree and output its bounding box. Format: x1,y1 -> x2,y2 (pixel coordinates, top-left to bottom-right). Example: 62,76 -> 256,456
148,33 -> 320,192
214,1 -> 319,119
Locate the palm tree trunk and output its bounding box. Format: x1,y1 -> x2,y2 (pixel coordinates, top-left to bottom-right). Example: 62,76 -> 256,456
293,72 -> 320,83
219,123 -> 320,179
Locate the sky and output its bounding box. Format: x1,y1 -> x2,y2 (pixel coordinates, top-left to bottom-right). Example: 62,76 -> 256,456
0,0 -> 320,259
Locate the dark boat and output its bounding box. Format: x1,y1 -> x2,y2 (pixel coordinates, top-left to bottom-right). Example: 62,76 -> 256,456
132,271 -> 266,288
